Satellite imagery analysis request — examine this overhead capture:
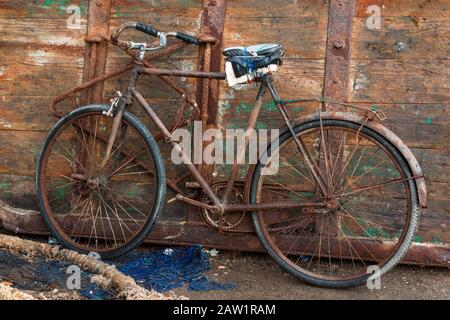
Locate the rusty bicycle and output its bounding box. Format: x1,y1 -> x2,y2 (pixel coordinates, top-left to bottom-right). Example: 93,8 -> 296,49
36,22 -> 427,288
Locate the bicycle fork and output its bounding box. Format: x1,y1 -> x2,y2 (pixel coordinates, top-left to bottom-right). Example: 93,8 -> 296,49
101,65 -> 140,168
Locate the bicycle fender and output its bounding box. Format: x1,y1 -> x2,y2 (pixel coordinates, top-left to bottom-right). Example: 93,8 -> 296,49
265,112 -> 428,208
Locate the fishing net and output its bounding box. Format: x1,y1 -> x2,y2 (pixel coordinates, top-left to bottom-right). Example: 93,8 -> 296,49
115,244 -> 236,292
0,250 -> 112,299
0,233 -> 182,300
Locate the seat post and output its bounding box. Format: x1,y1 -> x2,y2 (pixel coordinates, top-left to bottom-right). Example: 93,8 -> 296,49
222,83 -> 267,204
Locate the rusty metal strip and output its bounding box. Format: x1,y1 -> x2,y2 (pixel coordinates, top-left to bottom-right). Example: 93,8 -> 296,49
81,0 -> 112,104
196,0 -> 227,126
322,0 -> 356,109
140,67 -> 225,79
194,0 -> 227,181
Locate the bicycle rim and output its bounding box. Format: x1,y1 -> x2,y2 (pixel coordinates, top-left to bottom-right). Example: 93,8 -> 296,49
37,106 -> 164,257
250,119 -> 418,287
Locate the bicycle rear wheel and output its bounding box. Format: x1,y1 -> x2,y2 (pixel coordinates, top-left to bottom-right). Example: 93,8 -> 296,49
250,119 -> 420,288
36,105 -> 166,259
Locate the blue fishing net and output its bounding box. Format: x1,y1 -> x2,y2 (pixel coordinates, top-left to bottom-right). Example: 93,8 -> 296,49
113,244 -> 236,292
0,250 -> 112,300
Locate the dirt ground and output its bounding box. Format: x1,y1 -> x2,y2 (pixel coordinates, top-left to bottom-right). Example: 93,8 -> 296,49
0,227 -> 448,300
173,250 -> 450,300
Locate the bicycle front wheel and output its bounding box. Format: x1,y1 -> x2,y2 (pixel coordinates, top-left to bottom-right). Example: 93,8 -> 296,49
36,105 -> 166,259
250,119 -> 420,288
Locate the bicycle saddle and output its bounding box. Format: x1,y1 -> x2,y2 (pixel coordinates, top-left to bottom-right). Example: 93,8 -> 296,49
223,43 -> 282,58
223,44 -> 284,78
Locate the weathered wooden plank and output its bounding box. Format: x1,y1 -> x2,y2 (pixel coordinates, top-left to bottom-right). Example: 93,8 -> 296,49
0,174 -> 36,210
0,63 -> 83,97
427,182 -> 450,200
110,16 -> 200,35
111,0 -> 202,17
0,0 -> 89,19
0,0 -> 202,19
352,17 -> 450,60
223,17 -> 328,59
226,0 -> 330,18
0,18 -> 86,46
0,57 -> 204,98
412,148 -> 450,184
358,103 -> 450,125
0,96 -> 63,132
349,60 -> 450,103
0,130 -> 44,176
356,0 -> 450,17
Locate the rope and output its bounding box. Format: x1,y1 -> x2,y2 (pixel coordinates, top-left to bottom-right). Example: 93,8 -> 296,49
0,233 -> 186,300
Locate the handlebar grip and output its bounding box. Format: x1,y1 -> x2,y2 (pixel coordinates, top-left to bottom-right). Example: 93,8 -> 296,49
135,22 -> 159,37
176,32 -> 200,45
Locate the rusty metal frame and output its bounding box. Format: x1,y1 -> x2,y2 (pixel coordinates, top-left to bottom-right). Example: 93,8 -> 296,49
121,64 -> 326,213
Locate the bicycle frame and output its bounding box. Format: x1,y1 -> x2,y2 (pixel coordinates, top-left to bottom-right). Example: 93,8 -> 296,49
103,61 -> 328,215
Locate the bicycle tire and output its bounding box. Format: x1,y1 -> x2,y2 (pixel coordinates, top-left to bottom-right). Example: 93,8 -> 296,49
249,119 -> 420,288
36,105 -> 166,259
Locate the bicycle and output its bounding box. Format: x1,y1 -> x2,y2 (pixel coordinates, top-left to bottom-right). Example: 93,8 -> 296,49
36,22 -> 427,288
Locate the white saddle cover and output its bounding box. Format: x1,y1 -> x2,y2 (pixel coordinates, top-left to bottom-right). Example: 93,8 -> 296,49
225,62 -> 278,87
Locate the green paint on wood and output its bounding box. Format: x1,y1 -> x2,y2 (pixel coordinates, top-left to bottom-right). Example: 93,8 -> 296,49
255,121 -> 268,129
413,235 -> 424,243
432,236 -> 444,244
42,0 -> 55,8
288,191 -> 314,200
56,187 -> 66,199
41,0 -> 87,15
263,101 -> 277,112
366,227 -> 391,239
353,156 -> 400,179
0,182 -> 11,190
424,117 -> 432,125
290,107 -> 304,112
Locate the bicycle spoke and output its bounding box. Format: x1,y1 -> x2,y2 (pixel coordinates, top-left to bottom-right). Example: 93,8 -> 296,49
336,177 -> 412,198
38,110 -> 159,255
254,120 -> 413,283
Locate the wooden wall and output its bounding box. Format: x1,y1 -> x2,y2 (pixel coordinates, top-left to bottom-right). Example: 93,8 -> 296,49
349,0 -> 449,245
0,1 -> 448,252
216,0 -> 449,246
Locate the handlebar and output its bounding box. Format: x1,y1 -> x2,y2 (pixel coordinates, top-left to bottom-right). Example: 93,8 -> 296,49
111,21 -> 202,47
135,22 -> 159,38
